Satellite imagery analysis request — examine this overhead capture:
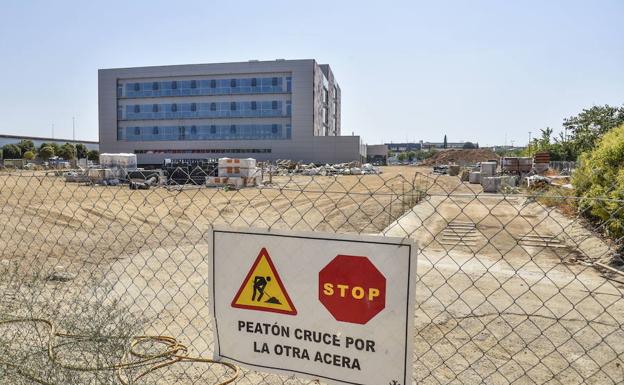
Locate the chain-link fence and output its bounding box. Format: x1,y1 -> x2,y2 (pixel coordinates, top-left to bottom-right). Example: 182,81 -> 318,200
0,167 -> 623,385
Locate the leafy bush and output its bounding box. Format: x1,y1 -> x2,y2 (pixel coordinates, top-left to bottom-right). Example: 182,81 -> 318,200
1,144 -> 21,159
87,150 -> 99,162
39,146 -> 55,160
23,151 -> 35,160
573,124 -> 624,238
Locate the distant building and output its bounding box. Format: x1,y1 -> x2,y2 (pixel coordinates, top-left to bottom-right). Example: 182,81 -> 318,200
99,59 -> 364,166
385,142 -> 422,153
366,144 -> 388,165
420,140 -> 478,151
0,134 -> 99,151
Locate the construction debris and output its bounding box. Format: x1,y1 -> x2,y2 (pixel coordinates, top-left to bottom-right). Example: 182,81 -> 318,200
271,161 -> 380,176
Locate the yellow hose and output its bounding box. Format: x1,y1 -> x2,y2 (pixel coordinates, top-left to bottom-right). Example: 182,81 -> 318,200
0,317 -> 239,385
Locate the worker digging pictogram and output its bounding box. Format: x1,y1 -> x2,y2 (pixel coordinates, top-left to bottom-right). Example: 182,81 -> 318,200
231,247 -> 297,315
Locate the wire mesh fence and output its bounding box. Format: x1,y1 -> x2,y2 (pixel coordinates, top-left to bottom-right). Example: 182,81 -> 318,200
0,166 -> 623,385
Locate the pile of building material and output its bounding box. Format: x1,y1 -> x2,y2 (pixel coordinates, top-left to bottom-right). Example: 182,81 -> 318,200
448,165 -> 460,176
469,171 -> 481,184
271,161 -> 379,176
533,151 -> 550,173
480,161 -> 497,177
99,153 -> 137,170
481,175 -> 518,193
433,165 -> 449,175
206,158 -> 261,188
501,157 -> 532,174
275,159 -> 299,170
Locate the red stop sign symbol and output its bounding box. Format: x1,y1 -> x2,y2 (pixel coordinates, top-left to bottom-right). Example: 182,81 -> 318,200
318,255 -> 386,324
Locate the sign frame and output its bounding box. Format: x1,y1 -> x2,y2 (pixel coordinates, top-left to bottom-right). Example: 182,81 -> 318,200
208,226 -> 417,385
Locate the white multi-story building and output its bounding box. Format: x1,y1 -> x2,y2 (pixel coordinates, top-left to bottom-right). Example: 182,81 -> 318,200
98,59 -> 363,166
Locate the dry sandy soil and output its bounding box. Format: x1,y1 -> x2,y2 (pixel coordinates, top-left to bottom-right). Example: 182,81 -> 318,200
0,166 -> 622,385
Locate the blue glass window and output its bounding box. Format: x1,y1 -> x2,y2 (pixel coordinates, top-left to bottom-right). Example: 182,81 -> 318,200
123,76 -> 290,98
121,123 -> 290,141
123,100 -> 288,120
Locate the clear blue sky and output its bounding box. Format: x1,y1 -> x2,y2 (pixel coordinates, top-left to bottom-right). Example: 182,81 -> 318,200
0,0 -> 622,147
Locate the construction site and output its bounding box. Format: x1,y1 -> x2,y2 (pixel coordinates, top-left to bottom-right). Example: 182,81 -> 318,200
0,148 -> 622,384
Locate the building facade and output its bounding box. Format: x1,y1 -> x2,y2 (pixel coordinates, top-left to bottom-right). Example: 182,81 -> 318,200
99,59 -> 362,166
366,144 -> 388,165
385,142 -> 422,153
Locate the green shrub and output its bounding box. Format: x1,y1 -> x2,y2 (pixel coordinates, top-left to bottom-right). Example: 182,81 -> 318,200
573,124 -> 624,238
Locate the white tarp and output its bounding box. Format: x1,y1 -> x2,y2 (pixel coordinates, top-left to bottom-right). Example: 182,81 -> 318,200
209,227 -> 417,385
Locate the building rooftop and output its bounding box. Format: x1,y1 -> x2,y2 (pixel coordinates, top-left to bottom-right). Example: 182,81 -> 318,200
0,134 -> 98,144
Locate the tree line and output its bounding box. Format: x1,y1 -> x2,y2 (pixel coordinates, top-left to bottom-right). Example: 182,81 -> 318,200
517,104 -> 624,161
1,140 -> 99,162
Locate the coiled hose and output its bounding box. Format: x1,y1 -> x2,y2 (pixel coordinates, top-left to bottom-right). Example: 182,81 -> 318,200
0,317 -> 239,385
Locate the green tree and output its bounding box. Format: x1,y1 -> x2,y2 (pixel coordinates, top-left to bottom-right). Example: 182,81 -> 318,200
39,146 -> 55,161
573,124 -> 624,238
443,135 -> 448,149
23,151 -> 35,160
462,141 -> 477,149
1,144 -> 21,159
397,152 -> 408,162
87,150 -> 100,162
17,140 -> 35,156
75,143 -> 88,159
563,105 -> 624,155
57,143 -> 77,160
39,142 -> 60,156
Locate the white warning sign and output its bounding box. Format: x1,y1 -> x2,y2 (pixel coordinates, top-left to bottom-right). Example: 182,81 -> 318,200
209,227 -> 417,385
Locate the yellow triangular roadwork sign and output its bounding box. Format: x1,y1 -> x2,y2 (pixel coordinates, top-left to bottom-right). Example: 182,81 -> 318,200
231,248 -> 297,315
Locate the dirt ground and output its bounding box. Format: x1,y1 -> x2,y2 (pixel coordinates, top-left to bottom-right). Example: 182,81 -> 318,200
1,166 -> 623,385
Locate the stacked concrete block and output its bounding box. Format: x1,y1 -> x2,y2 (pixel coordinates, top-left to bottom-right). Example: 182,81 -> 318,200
481,177 -> 500,193
469,171 -> 481,184
208,158 -> 261,188
218,158 -> 258,178
206,176 -> 229,186
481,176 -> 519,193
99,153 -> 137,170
480,162 -> 497,177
